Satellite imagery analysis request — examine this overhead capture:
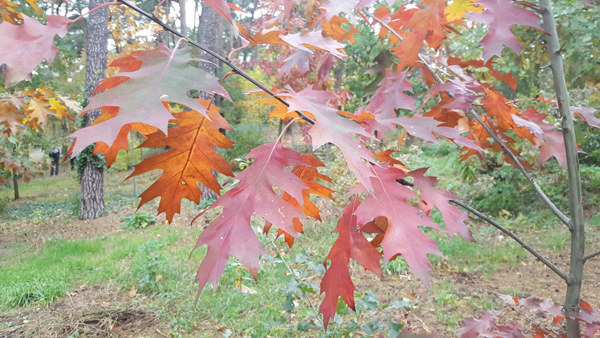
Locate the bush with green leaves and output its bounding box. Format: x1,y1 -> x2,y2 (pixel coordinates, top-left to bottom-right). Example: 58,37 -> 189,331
120,211 -> 157,230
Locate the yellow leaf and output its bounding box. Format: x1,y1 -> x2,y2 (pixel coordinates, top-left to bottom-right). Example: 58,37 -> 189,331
444,0 -> 482,22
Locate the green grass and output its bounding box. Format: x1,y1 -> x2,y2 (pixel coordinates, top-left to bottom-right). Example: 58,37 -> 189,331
0,237 -> 115,307
430,232 -> 527,276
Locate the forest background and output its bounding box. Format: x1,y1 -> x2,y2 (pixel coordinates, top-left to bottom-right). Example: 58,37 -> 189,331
0,0 -> 600,336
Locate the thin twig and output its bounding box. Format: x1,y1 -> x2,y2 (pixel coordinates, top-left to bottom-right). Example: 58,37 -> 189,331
266,236 -> 324,328
362,9 -> 571,228
117,0 -> 315,125
583,250 -> 600,262
467,109 -> 570,227
449,199 -> 569,283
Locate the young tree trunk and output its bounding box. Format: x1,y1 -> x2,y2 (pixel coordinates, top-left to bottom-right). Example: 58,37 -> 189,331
12,169 -> 19,200
80,0 -> 109,220
539,1 -> 585,336
197,3 -> 223,200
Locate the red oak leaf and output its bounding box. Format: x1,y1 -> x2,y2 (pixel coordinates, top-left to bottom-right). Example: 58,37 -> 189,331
69,45 -> 229,156
431,77 -> 483,112
129,101 -> 235,223
354,165 -> 442,287
279,30 -> 346,58
469,0 -> 541,62
366,69 -> 415,118
521,109 -> 569,168
319,196 -> 382,328
320,0 -> 374,22
387,116 -> 482,151
277,154 -> 334,247
193,143 -> 309,293
411,168 -> 472,240
281,86 -> 376,192
281,50 -> 311,75
203,0 -> 241,36
0,14 -> 72,87
572,106 -> 600,128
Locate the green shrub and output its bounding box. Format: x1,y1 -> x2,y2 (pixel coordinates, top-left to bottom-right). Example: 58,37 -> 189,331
123,240 -> 174,294
222,123 -> 266,163
120,212 -> 156,230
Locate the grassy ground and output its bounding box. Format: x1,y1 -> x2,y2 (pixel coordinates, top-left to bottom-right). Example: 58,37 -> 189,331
1,151 -> 599,336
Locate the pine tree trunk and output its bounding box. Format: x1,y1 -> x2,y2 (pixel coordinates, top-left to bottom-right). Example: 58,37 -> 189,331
197,3 -> 222,200
179,0 -> 187,36
79,0 -> 109,220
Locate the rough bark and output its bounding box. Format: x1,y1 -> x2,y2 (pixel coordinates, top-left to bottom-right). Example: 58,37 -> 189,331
80,0 -> 109,220
197,3 -> 223,200
179,0 -> 187,36
539,1 -> 586,336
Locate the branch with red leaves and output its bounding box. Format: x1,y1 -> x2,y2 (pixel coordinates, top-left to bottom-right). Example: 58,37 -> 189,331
117,0 -> 315,125
362,8 -> 571,228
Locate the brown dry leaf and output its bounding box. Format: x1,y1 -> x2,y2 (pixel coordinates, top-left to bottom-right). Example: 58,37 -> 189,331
128,286 -> 137,297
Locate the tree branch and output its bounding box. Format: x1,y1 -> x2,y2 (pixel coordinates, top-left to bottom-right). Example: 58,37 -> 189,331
449,199 -> 569,283
117,0 -> 315,125
361,9 -> 571,228
467,109 -> 571,227
583,250 -> 600,262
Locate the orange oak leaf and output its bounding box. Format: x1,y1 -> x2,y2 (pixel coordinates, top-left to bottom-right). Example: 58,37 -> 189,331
129,101 -> 234,223
321,15 -> 359,43
92,123 -> 157,168
69,44 -> 229,156
0,14 -> 72,87
447,56 -> 518,91
270,153 -> 333,247
0,99 -> 24,134
193,143 -> 310,293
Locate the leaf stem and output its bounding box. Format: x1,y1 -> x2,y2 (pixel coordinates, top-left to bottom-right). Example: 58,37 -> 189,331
449,199 -> 569,282
116,0 -> 315,125
69,1 -> 119,25
361,9 -> 571,228
266,236 -> 324,329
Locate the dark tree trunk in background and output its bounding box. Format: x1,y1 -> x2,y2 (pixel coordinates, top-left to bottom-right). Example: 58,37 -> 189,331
197,3 -> 223,200
79,0 -> 109,220
12,169 -> 19,200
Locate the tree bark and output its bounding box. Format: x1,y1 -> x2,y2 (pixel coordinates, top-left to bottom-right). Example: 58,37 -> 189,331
80,0 -> 109,220
179,0 -> 187,36
197,3 -> 223,200
12,169 -> 19,200
539,1 -> 585,336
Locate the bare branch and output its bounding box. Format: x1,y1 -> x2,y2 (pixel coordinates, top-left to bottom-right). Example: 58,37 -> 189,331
117,0 -> 316,125
449,199 -> 569,283
362,9 -> 571,228
583,250 -> 600,263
